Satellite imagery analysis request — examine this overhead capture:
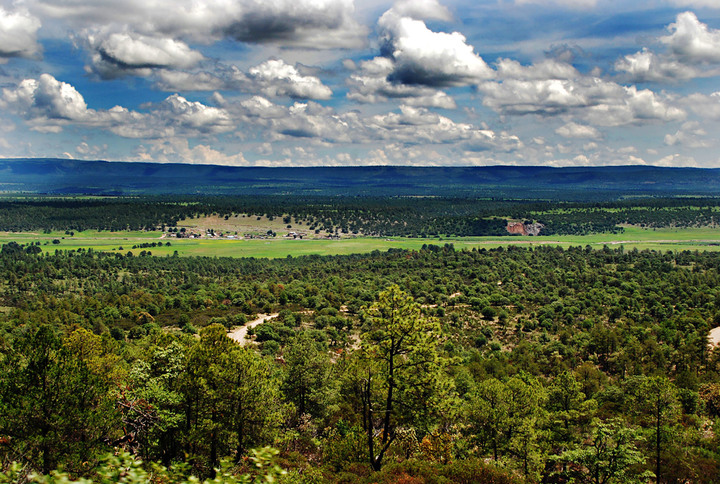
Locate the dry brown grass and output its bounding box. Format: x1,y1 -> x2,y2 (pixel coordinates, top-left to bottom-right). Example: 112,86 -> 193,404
176,214 -> 310,236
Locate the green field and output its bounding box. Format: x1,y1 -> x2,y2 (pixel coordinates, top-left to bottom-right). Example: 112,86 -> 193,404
2,225 -> 720,258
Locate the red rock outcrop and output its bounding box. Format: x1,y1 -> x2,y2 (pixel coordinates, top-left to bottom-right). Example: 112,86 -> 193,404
506,221 -> 544,236
507,222 -> 527,235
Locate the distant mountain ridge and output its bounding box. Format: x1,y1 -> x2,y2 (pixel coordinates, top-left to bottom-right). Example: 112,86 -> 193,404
1,158 -> 720,200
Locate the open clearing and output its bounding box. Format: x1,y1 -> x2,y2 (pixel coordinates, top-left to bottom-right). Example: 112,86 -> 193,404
176,214 -> 314,237
1,225 -> 719,258
227,313 -> 279,346
709,327 -> 720,347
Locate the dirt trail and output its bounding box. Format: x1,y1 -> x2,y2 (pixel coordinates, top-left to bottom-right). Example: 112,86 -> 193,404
227,313 -> 279,346
709,327 -> 720,347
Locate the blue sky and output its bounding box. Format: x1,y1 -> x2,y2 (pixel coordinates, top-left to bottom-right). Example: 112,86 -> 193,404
1,0 -> 720,167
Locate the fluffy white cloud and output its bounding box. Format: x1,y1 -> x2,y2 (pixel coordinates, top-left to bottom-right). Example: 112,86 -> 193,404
584,86 -> 685,126
377,8 -> 493,87
617,12 -> 720,82
154,95 -> 233,134
654,153 -> 700,167
32,0 -> 366,49
245,60 -> 332,99
81,30 -> 204,78
1,74 -> 233,138
389,0 -> 452,21
217,94 -> 521,152
273,101 -> 355,142
154,71 -> 226,91
480,78 -> 605,115
555,122 -> 601,139
346,57 -> 456,108
479,62 -> 685,126
664,121 -> 711,148
106,94 -> 233,139
661,11 -> 720,64
155,59 -> 332,99
75,141 -> 108,158
684,91 -> 720,119
346,2 -> 491,106
367,105 -> 521,151
0,7 -> 41,62
238,96 -> 288,119
0,74 -> 92,132
482,59 -> 599,115
136,138 -> 248,165
496,58 -> 579,80
614,48 -> 694,82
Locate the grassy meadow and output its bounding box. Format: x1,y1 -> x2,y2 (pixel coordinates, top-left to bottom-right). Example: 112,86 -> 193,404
2,224 -> 720,258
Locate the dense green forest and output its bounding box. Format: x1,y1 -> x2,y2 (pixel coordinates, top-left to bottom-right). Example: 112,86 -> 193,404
2,243 -> 720,482
1,196 -> 720,236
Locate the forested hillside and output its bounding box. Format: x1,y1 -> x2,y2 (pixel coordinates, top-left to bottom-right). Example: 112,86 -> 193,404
4,159 -> 720,198
1,244 -> 720,482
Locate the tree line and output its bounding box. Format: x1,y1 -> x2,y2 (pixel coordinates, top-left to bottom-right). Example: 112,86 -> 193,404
1,196 -> 719,236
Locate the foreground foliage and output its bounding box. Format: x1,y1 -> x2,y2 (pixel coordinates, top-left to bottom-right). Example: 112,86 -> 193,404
2,243 -> 720,482
0,447 -> 285,483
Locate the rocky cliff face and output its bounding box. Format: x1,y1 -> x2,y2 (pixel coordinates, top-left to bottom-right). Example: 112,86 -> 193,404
506,221 -> 544,236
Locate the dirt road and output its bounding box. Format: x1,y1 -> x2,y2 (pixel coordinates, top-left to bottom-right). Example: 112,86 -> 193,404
709,327 -> 720,347
227,313 -> 278,346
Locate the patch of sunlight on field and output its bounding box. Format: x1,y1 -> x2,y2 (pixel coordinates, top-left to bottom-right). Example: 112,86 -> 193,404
176,214 -> 312,238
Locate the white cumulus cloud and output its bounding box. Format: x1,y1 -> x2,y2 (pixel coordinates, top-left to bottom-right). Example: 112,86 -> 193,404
1,74 -> 234,138
136,138 -> 248,165
246,60 -> 332,100
155,59 -> 332,100
614,48 -> 695,82
238,96 -> 288,119
377,7 -> 493,87
684,91 -> 720,119
480,78 -> 602,115
555,122 -> 601,139
1,73 -> 92,131
153,94 -> 233,135
153,71 -> 227,92
346,57 -> 457,108
479,60 -> 686,126
584,86 -> 685,126
617,12 -> 720,82
32,0 -> 366,49
389,0 -> 452,21
664,121 -> 711,148
0,7 -> 42,62
368,105 -> 521,151
496,58 -> 579,80
219,95 -> 522,152
81,30 -> 205,79
661,11 -> 720,64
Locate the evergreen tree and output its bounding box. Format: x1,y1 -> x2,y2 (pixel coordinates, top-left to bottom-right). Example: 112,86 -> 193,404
0,326 -> 117,474
354,285 -> 452,471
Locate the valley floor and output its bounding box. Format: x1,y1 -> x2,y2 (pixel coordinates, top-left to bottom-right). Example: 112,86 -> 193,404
2,225 -> 720,258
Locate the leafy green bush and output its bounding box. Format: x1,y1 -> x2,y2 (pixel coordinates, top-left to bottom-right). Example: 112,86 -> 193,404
1,447 -> 286,484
